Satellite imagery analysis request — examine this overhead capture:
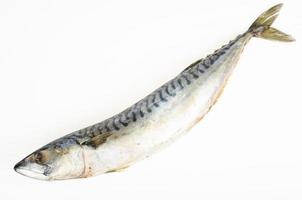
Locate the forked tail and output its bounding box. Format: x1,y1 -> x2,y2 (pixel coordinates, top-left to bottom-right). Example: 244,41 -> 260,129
248,3 -> 295,42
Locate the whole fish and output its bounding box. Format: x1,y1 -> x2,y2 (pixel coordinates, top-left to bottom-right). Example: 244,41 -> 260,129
14,4 -> 294,180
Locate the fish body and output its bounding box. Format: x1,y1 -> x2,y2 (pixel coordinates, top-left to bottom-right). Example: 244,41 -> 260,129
14,4 -> 294,180
80,33 -> 250,177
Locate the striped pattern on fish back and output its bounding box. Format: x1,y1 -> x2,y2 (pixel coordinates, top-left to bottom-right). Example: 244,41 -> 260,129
72,34 -> 243,141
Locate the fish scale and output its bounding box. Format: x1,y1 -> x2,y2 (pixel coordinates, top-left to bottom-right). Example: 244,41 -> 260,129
14,4 -> 295,180
75,34 -> 240,141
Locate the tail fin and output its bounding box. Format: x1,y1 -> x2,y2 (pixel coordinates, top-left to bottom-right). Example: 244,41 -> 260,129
248,3 -> 295,42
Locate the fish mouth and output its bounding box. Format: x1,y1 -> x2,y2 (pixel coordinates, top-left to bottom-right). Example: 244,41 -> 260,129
14,160 -> 50,181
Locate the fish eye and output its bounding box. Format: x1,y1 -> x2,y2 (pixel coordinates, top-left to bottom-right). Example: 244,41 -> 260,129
33,152 -> 44,164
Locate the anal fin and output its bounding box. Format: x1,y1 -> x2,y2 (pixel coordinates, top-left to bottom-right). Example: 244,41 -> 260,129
106,165 -> 130,174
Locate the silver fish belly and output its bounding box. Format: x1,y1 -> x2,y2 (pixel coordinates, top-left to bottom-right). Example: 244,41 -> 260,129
14,4 -> 294,180
80,34 -> 251,177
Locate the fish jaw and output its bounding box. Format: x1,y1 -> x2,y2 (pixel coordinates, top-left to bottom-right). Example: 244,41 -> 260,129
14,157 -> 51,181
14,137 -> 87,181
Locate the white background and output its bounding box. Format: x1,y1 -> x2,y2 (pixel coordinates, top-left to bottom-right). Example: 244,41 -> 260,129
0,0 -> 301,199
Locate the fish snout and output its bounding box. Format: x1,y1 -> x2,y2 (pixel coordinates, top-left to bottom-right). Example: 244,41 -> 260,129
14,158 -> 50,181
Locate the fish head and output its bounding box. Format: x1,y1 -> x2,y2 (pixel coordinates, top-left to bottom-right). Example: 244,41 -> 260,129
14,137 -> 85,181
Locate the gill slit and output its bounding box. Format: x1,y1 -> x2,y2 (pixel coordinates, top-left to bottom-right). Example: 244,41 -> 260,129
81,147 -> 91,178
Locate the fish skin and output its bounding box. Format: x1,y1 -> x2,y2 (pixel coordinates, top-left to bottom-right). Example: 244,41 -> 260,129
14,4 -> 294,180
